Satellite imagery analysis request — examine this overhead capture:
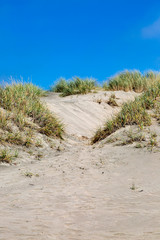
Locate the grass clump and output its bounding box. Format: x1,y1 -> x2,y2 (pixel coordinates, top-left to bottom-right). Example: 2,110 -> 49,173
0,149 -> 12,163
130,183 -> 136,190
0,149 -> 18,164
147,132 -> 158,150
107,93 -> 118,106
135,143 -> 143,148
0,82 -> 63,139
92,84 -> 160,143
51,77 -> 97,96
103,70 -> 160,92
24,171 -> 40,177
24,171 -> 34,178
5,132 -> 24,145
51,78 -> 68,93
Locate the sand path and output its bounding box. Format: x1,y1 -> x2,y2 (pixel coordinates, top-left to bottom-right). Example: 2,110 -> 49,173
1,91 -> 160,240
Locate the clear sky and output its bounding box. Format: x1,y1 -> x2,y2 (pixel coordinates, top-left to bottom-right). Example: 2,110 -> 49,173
1,0 -> 160,89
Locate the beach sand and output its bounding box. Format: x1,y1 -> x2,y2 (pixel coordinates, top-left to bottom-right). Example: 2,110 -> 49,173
1,91 -> 160,240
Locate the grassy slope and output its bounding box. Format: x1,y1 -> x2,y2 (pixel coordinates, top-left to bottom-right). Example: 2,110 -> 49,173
0,83 -> 64,162
92,82 -> 160,143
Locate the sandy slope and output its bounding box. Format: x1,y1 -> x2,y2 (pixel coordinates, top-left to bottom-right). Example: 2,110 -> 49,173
42,91 -> 139,137
1,91 -> 160,240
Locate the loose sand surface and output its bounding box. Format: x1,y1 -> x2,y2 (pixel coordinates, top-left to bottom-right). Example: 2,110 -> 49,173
1,91 -> 160,240
42,91 -> 138,137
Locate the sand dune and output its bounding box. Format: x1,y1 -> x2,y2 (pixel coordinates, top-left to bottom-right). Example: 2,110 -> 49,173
42,91 -> 139,137
1,91 -> 160,240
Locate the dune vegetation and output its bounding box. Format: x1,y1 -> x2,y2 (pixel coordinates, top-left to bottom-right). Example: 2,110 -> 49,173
1,70 -> 160,156
51,71 -> 160,97
103,70 -> 160,92
92,81 -> 160,143
51,77 -> 98,96
0,83 -> 64,162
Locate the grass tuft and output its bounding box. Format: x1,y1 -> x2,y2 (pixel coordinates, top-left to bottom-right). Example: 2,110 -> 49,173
51,77 -> 97,96
0,149 -> 16,164
103,70 -> 160,92
107,93 -> 118,106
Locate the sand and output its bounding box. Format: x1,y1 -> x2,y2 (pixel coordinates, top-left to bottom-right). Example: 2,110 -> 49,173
1,90 -> 160,240
42,91 -> 139,137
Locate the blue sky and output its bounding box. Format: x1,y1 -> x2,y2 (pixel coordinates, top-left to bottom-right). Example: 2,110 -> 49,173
1,0 -> 160,89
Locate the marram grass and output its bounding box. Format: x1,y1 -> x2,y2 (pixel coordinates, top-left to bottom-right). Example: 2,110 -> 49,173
51,77 -> 98,96
0,83 -> 64,142
103,70 -> 160,92
92,82 -> 160,143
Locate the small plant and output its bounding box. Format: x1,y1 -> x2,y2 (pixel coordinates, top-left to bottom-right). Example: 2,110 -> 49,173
35,152 -> 43,160
24,171 -> 34,178
24,137 -> 33,148
148,132 -> 158,150
0,149 -> 13,164
135,143 -> 143,148
35,140 -> 43,147
27,150 -> 33,155
130,183 -> 136,190
14,150 -> 19,158
151,132 -> 157,138
107,93 -> 118,107
127,130 -> 145,142
24,171 -> 40,177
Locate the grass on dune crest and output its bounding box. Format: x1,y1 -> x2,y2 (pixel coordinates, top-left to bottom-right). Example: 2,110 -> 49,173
52,71 -> 160,96
103,70 -> 160,92
51,77 -> 98,96
0,82 -> 64,143
92,82 -> 160,143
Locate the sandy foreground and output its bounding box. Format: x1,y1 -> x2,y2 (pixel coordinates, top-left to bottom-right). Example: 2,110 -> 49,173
1,91 -> 160,240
